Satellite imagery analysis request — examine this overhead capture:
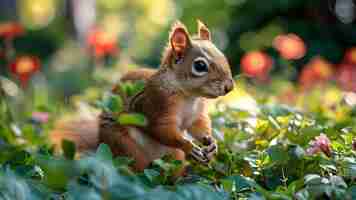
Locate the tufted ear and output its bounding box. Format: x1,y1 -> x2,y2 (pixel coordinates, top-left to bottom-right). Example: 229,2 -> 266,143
197,20 -> 211,41
169,21 -> 191,59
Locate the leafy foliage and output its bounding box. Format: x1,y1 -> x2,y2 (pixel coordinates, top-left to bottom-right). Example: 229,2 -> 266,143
96,82 -> 148,127
0,0 -> 355,199
1,80 -> 356,200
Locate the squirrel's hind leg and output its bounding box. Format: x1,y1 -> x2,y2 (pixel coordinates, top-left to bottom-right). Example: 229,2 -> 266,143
100,125 -> 151,171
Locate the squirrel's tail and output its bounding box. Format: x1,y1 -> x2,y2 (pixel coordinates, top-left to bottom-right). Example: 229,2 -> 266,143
50,68 -> 157,154
50,116 -> 99,153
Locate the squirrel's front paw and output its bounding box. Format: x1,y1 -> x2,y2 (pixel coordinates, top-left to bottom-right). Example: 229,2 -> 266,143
202,136 -> 218,161
190,144 -> 209,164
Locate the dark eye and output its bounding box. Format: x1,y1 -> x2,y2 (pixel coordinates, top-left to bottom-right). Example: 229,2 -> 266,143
192,57 -> 209,76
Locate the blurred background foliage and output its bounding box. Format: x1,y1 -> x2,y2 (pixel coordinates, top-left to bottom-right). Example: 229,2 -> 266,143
1,1 -> 356,199
0,0 -> 355,130
1,0 -> 355,75
0,0 -> 355,124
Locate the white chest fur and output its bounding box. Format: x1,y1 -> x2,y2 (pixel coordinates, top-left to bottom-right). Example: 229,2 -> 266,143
178,97 -> 203,130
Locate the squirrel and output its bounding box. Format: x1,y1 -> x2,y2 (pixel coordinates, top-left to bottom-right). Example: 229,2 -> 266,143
51,20 -> 234,174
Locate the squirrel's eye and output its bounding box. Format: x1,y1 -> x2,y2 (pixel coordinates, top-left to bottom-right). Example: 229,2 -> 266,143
192,57 -> 209,77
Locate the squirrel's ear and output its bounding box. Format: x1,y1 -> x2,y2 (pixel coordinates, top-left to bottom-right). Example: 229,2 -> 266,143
169,21 -> 191,59
197,20 -> 211,41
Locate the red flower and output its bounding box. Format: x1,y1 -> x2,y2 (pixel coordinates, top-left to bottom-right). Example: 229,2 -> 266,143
343,47 -> 356,65
241,51 -> 272,80
273,33 -> 306,60
0,22 -> 24,40
306,133 -> 332,157
9,56 -> 40,87
87,28 -> 118,59
336,63 -> 356,92
299,57 -> 333,90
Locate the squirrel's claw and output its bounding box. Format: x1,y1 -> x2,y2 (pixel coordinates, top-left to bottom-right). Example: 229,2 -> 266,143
204,142 -> 217,160
190,139 -> 217,164
202,136 -> 218,155
190,145 -> 209,164
202,136 -> 218,161
204,142 -> 217,154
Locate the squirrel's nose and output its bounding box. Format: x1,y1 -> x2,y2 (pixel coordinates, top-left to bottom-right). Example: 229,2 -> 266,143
224,79 -> 234,94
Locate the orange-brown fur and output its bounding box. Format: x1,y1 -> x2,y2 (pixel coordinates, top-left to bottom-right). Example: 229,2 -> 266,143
51,118 -> 99,152
51,20 -> 234,176
120,68 -> 156,82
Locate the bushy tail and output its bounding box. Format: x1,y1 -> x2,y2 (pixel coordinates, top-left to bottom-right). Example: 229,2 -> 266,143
50,68 -> 157,154
50,117 -> 99,153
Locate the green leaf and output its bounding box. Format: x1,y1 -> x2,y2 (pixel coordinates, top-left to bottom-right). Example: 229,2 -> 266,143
319,162 -> 337,172
268,115 -> 281,130
223,175 -> 256,193
248,192 -> 266,200
96,143 -> 113,161
61,139 -> 76,160
144,169 -> 161,184
304,174 -> 322,185
131,81 -> 145,95
114,156 -> 134,167
269,192 -> 293,200
6,150 -> 32,166
117,113 -> 147,127
267,145 -> 289,164
329,176 -> 347,189
287,179 -> 304,194
221,179 -> 234,193
109,94 -> 123,113
152,158 -> 171,172
343,161 -> 356,178
295,189 -> 310,200
175,184 -> 227,200
35,155 -> 76,190
97,93 -> 123,113
0,172 -> 35,200
347,186 -> 356,200
120,81 -> 145,98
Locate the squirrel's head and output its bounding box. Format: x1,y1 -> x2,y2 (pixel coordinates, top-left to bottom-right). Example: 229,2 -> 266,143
162,20 -> 234,98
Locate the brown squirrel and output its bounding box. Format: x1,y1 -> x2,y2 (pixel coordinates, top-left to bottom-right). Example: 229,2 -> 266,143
51,20 -> 234,173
